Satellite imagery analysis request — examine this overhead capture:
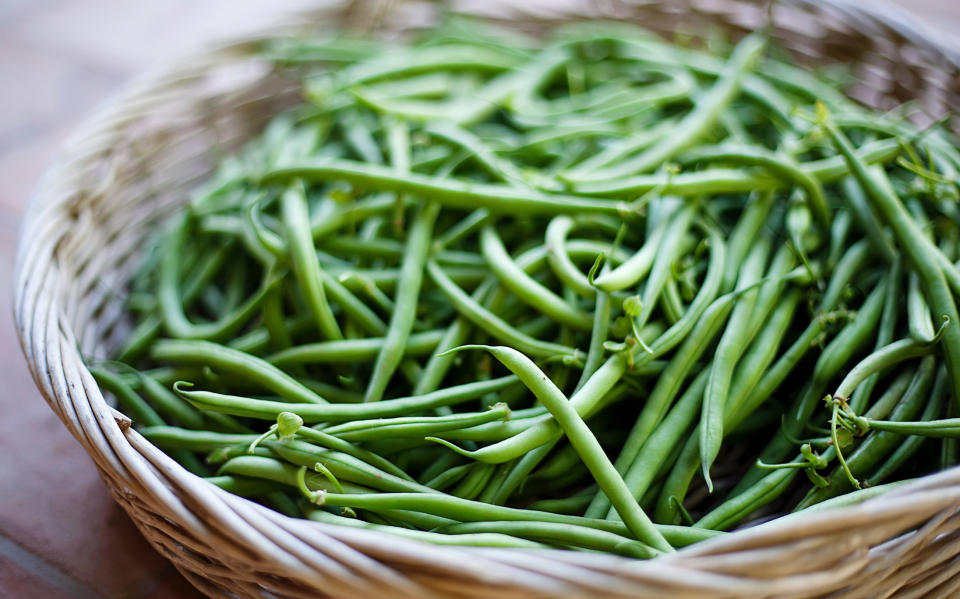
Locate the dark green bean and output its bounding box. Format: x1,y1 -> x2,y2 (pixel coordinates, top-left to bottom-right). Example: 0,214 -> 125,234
262,158 -> 628,216
153,340 -> 327,404
462,346 -> 673,553
282,184 -> 343,340
174,375 -> 518,422
365,202 -> 439,401
268,329 -> 444,366
823,115 -> 960,408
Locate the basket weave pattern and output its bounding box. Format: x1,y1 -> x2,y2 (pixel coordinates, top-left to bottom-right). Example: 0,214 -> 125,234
13,0 -> 960,597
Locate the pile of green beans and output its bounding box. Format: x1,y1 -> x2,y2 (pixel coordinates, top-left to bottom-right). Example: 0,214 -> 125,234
99,18 -> 960,558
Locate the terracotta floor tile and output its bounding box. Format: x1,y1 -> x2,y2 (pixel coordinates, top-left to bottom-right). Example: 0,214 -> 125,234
0,550 -> 90,599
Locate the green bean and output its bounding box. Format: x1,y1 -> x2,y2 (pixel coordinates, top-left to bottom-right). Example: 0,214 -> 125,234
797,357 -> 938,507
331,271 -> 395,315
413,279 -> 498,401
656,295 -> 816,520
587,72 -> 696,122
424,463 -> 473,491
569,138 -> 901,198
528,442 -> 586,484
260,286 -> 293,353
858,417 -> 960,438
526,489 -> 594,515
365,202 -> 439,402
621,267 -> 742,460
480,225 -> 592,330
217,454 -> 370,497
943,397 -> 959,469
491,442 -> 559,506
320,235 -> 486,268
700,237 -> 774,488
282,184 -> 343,340
204,475 -> 285,497
309,193 -> 394,237
298,379 -> 363,405
724,289 -> 804,427
305,508 -> 546,549
441,521 -> 658,559
575,261 -> 613,392
330,265 -> 487,290
840,177 -> 897,263
424,122 -> 527,186
694,467 -> 797,531
734,277 -> 888,491
908,271 -> 937,344
614,286 -> 802,523
563,118 -> 677,178
731,368 -> 910,505
289,426 -> 413,481
634,204 -> 696,330
324,403 -> 511,442
234,197 -> 281,266
609,371 -> 709,517
449,463 -> 496,501
592,215 -> 669,293
832,337 -> 937,405
362,72 -> 457,100
823,115 -> 960,408
426,259 -> 581,360
681,143 -> 830,230
434,209 -> 492,250
865,376 -> 945,485
317,235 -> 403,261
660,277 -> 684,324
133,368 -> 206,429
593,224 -> 726,488
809,277 -> 889,412
341,111 -> 384,165
357,46 -> 567,125
267,329 -> 444,365
720,191 -> 775,291
545,216 -> 596,298
90,366 -> 164,427
431,360 -> 626,461
461,345 -> 673,553
262,158 -> 628,216
608,35 -> 795,126
816,238 -> 873,314
140,426 -> 256,451
153,340 -> 327,404
262,442 -> 430,495
830,111 -> 960,174
322,490 -> 636,538
476,461 -> 519,504
574,33 -> 764,179
174,375 -> 518,422
158,217 -> 276,341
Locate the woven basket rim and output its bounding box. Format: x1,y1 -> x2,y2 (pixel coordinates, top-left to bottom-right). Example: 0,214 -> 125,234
13,0 -> 960,596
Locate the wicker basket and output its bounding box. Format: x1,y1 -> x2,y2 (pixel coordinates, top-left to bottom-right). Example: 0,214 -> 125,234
13,0 -> 960,596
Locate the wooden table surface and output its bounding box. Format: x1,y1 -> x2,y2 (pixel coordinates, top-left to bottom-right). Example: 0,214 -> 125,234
0,1 -> 957,597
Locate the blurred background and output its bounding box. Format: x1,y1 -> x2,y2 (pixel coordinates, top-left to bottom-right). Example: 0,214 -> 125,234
0,1 -> 957,597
